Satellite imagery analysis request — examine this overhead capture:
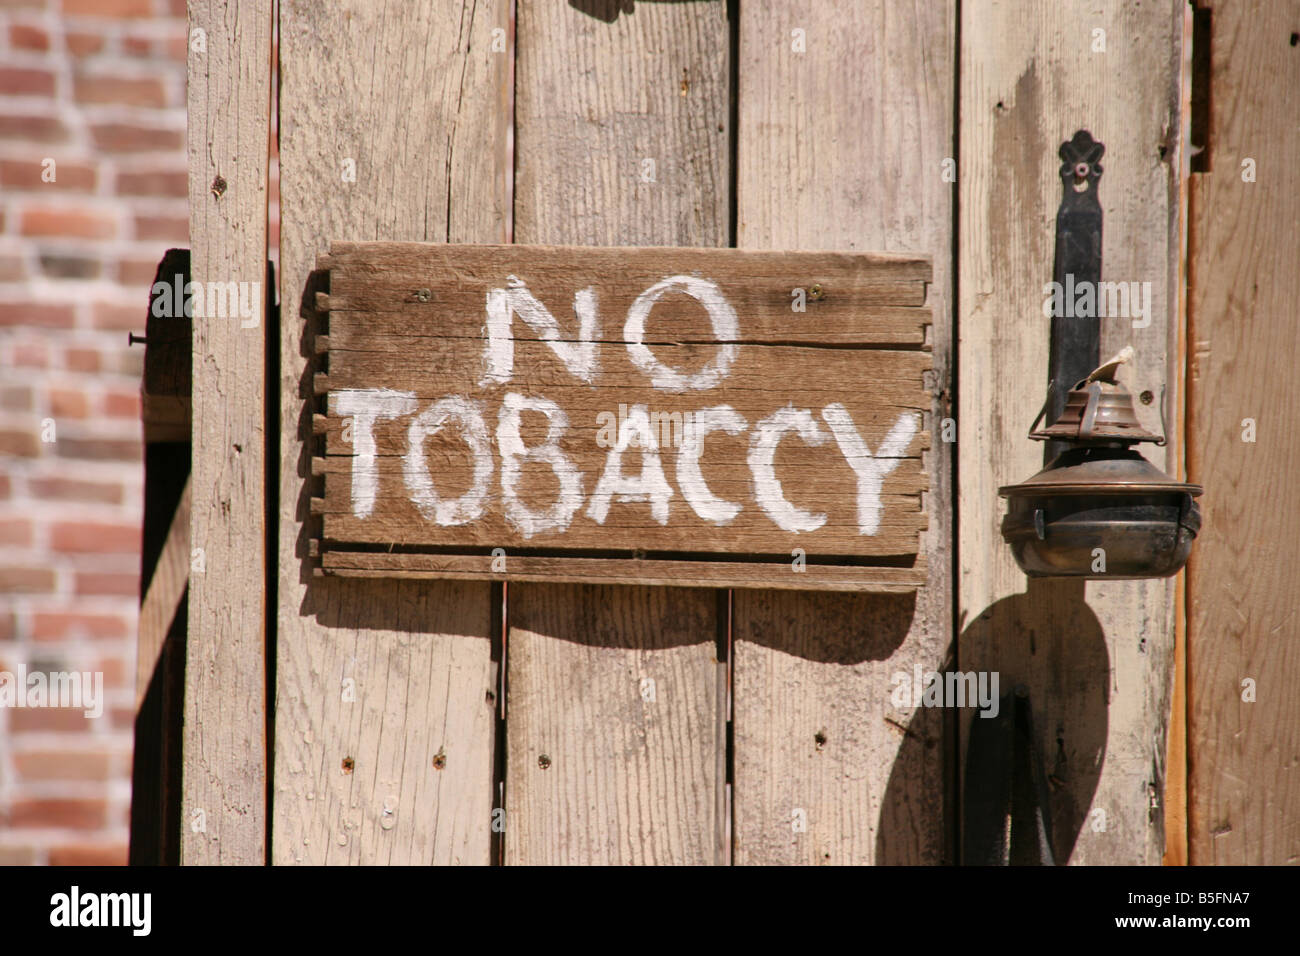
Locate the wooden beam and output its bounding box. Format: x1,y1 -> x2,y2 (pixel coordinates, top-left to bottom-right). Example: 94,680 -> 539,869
1187,0 -> 1300,866
959,0 -> 1185,864
137,475 -> 190,713
272,0 -> 510,865
731,1 -> 955,865
183,0 -> 272,865
504,0 -> 730,865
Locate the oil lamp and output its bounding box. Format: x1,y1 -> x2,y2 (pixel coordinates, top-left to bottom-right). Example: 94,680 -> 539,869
997,131 -> 1203,579
999,348 -> 1202,577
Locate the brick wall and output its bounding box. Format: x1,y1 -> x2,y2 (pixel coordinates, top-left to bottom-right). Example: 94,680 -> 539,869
0,0 -> 188,866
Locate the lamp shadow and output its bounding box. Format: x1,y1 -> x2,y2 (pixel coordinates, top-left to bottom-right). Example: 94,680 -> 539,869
878,577 -> 1109,864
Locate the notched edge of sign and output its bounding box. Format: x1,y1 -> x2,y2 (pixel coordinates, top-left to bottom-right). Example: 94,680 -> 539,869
305,242 -> 935,593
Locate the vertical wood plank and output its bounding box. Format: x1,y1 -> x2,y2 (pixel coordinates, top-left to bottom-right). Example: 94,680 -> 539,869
1163,1 -> 1195,867
1187,0 -> 1300,866
184,0 -> 272,865
959,0 -> 1185,864
274,0 -> 510,865
505,0 -> 729,865
731,1 -> 955,865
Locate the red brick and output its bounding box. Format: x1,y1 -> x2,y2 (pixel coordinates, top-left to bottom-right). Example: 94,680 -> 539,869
74,74 -> 167,108
0,846 -> 36,866
7,707 -> 92,732
50,520 -> 140,554
90,122 -> 181,153
164,35 -> 187,61
103,388 -> 140,418
64,0 -> 152,14
104,349 -> 143,378
133,213 -> 187,241
65,32 -> 105,56
109,705 -> 133,729
0,518 -> 33,546
65,348 -> 101,373
91,301 -> 141,330
0,428 -> 39,457
38,252 -> 99,279
28,476 -> 123,504
97,656 -> 128,687
9,24 -> 49,51
15,751 -> 113,781
56,437 -> 142,463
0,609 -> 13,639
0,159 -> 97,191
49,844 -> 128,866
117,257 -> 161,285
32,610 -> 129,640
0,254 -> 25,281
122,34 -> 150,57
19,206 -> 116,239
74,571 -> 138,596
0,114 -> 67,142
12,340 -> 50,367
0,566 -> 55,592
48,388 -> 88,418
0,302 -> 76,328
7,799 -> 106,830
0,474 -> 10,499
116,168 -> 187,197
1,385 -> 34,410
0,68 -> 55,96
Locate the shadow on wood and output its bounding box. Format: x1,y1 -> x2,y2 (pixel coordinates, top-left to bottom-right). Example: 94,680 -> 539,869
954,579 -> 1108,864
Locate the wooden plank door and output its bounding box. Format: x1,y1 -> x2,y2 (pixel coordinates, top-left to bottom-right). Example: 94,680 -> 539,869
958,0 -> 1186,864
183,0 -> 272,865
503,0 -> 730,865
1186,0 -> 1300,865
732,1 -> 955,865
272,0 -> 511,864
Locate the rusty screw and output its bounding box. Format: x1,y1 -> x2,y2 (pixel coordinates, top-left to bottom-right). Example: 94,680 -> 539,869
538,754 -> 551,770
414,288 -> 432,303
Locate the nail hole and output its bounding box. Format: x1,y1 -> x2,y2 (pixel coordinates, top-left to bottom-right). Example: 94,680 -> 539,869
1140,390 -> 1154,405
341,756 -> 354,774
211,175 -> 226,198
538,754 -> 551,769
432,747 -> 446,770
814,730 -> 827,750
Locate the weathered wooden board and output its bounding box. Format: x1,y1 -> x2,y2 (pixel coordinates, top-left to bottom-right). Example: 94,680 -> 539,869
504,0 -> 729,865
1187,0 -> 1300,866
959,0 -> 1185,864
273,0 -> 509,865
314,243 -> 931,584
183,0 -> 271,866
732,1 -> 955,865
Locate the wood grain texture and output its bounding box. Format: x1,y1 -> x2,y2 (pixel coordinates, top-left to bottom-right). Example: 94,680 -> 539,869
1164,1 -> 1195,867
316,248 -> 932,565
321,552 -> 927,593
183,0 -> 271,866
273,0 -> 509,865
732,1 -> 955,865
1187,0 -> 1300,866
137,475 -> 190,712
959,0 -> 1185,864
505,0 -> 729,865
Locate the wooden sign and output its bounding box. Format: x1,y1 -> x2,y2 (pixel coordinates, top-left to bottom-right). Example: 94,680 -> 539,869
310,242 -> 932,591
